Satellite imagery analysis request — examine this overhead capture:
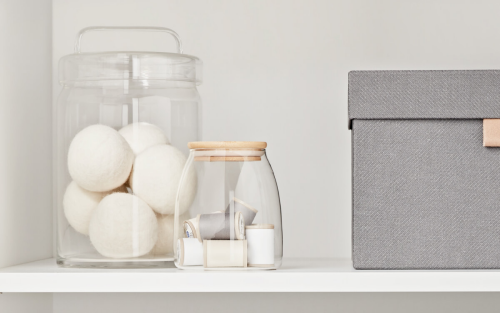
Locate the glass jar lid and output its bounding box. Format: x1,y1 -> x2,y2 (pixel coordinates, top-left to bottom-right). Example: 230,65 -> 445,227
59,27 -> 202,85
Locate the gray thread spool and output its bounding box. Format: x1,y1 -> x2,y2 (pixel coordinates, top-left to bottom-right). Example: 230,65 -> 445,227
183,210 -> 225,239
225,197 -> 258,225
196,212 -> 245,242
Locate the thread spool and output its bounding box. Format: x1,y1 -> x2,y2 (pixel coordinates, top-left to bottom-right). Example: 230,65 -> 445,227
183,210 -> 224,239
178,238 -> 204,266
203,240 -> 247,268
246,224 -> 274,267
225,197 -> 258,225
196,212 -> 245,242
184,218 -> 197,239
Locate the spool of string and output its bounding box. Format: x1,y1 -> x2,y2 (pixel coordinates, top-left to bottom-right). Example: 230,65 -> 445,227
203,240 -> 247,268
246,224 -> 274,267
178,238 -> 203,266
183,210 -> 224,238
196,212 -> 245,242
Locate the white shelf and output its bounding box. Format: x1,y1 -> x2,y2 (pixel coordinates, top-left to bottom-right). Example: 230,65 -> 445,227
2,258 -> 500,292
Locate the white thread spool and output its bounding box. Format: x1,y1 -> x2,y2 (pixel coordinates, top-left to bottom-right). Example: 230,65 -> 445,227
203,240 -> 247,268
246,224 -> 274,267
178,238 -> 204,266
183,210 -> 224,239
183,218 -> 197,239
225,197 -> 258,225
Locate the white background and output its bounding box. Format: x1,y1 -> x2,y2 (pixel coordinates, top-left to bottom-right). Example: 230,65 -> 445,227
53,0 -> 351,260
6,0 -> 500,312
0,0 -> 52,269
4,292 -> 500,313
52,0 -> 500,260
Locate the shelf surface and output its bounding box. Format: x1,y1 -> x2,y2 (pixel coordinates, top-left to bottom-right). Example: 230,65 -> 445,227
3,258 -> 500,292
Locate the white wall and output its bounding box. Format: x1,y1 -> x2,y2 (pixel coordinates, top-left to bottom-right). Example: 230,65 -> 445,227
0,294 -> 52,313
0,0 -> 53,268
2,292 -> 500,313
53,0 -> 500,259
52,0 -> 349,259
4,292 -> 500,313
51,293 -> 500,313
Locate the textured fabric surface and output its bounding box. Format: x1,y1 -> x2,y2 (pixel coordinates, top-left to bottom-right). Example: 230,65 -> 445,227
348,70 -> 500,124
353,119 -> 500,269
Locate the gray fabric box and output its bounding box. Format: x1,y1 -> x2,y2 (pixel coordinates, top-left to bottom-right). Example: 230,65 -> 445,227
349,70 -> 500,269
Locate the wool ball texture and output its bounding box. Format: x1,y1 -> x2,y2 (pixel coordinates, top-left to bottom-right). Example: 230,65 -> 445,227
89,193 -> 158,258
129,145 -> 197,215
68,124 -> 134,192
119,122 -> 170,155
63,181 -> 126,236
150,212 -> 189,256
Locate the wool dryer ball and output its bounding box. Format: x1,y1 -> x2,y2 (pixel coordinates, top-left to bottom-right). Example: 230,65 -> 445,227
119,122 -> 170,155
68,124 -> 134,192
150,212 -> 189,256
130,145 -> 197,215
63,181 -> 126,236
89,193 -> 158,258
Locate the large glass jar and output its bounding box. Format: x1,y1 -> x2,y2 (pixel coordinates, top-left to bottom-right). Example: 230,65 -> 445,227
55,27 -> 202,268
174,142 -> 283,270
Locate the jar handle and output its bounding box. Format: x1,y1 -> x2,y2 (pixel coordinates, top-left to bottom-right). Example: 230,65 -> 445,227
74,26 -> 183,54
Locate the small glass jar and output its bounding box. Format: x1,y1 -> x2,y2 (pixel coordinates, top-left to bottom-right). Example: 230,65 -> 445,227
174,141 -> 283,270
55,27 -> 202,267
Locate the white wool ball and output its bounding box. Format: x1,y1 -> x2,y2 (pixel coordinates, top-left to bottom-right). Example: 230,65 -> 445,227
89,193 -> 158,258
119,122 -> 170,155
129,145 -> 197,215
68,124 -> 134,192
150,212 -> 189,256
63,181 -> 126,236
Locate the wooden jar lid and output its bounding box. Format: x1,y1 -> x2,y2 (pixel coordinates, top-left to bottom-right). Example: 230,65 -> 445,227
194,156 -> 261,162
188,141 -> 267,149
245,224 -> 274,229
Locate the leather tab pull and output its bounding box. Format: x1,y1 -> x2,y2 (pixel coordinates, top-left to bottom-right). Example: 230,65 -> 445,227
483,119 -> 500,147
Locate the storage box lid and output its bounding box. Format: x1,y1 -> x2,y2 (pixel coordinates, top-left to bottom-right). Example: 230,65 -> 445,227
348,70 -> 500,129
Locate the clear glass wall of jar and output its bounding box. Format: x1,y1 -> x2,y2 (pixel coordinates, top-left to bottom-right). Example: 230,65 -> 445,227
55,27 -> 202,268
174,142 -> 283,270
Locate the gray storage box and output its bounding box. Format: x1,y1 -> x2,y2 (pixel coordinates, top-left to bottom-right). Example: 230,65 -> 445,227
349,70 -> 500,269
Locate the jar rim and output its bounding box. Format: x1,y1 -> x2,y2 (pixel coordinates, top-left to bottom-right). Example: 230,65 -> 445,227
59,51 -> 202,84
188,141 -> 267,150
